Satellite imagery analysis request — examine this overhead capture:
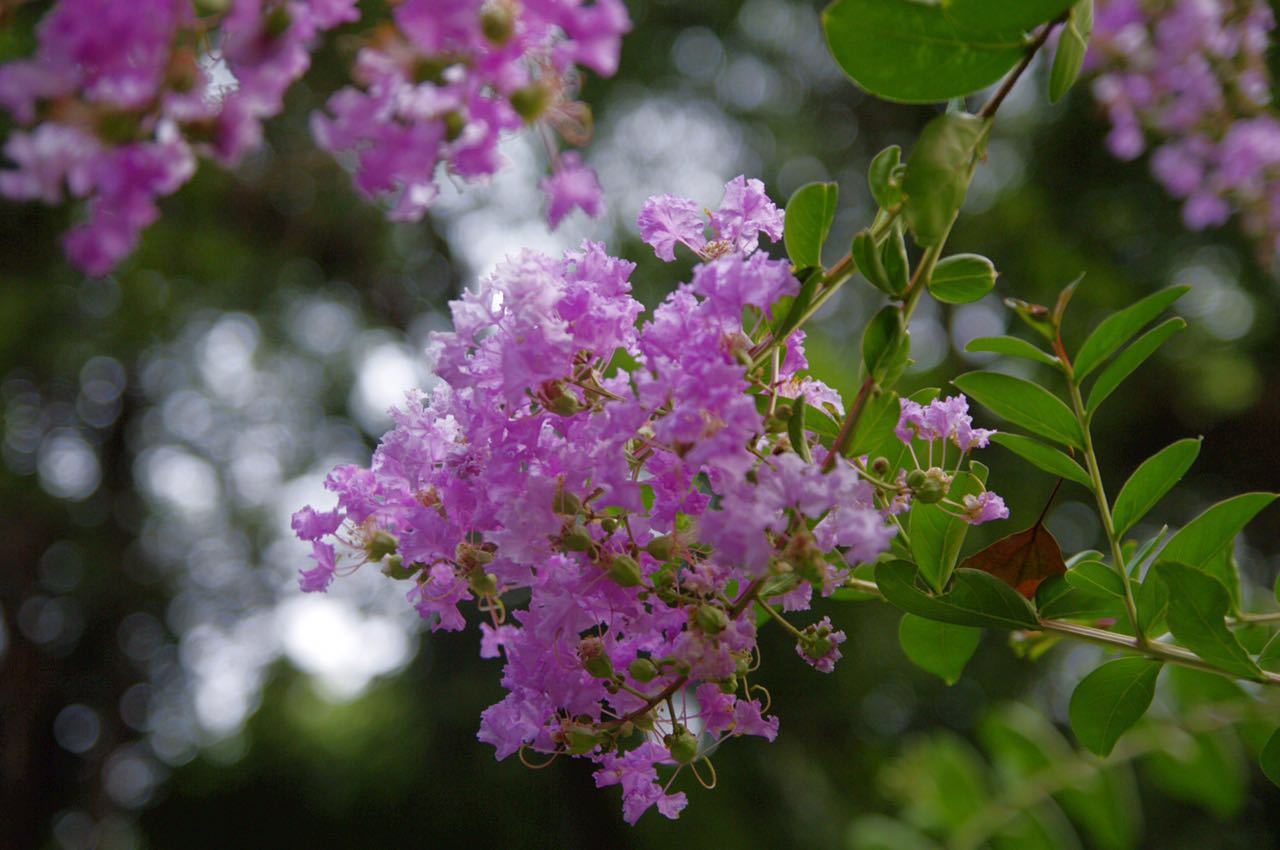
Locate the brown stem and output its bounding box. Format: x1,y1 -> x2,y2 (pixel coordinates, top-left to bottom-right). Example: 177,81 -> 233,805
823,376 -> 876,472
978,16 -> 1066,120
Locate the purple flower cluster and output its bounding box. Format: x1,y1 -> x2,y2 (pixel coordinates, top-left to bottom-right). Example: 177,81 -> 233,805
291,179 -> 911,822
1089,0 -> 1280,256
0,0 -> 626,275
311,0 -> 627,225
895,395 -> 1007,525
0,0 -> 359,275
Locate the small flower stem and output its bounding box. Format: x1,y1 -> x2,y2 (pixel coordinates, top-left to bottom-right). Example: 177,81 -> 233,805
756,598 -> 806,640
1065,375 -> 1145,644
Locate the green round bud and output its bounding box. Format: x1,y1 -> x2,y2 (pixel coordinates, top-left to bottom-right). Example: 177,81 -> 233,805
645,535 -> 676,561
628,657 -> 660,683
479,1 -> 515,43
380,555 -> 419,581
718,674 -> 738,694
442,110 -> 466,142
665,725 -> 699,764
695,604 -> 729,635
510,83 -> 553,122
367,530 -> 398,561
578,637 -> 616,680
553,488 -> 582,516
600,517 -> 619,534
564,723 -> 606,755
607,554 -> 643,588
905,468 -> 928,490
468,570 -> 499,596
872,456 -> 891,475
913,467 -> 951,504
562,525 -> 594,552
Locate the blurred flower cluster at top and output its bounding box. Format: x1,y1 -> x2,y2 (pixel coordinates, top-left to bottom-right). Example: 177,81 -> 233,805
1089,0 -> 1280,261
0,0 -> 627,276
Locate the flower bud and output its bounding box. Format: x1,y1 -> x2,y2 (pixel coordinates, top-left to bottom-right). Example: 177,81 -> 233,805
479,1 -> 515,44
510,83 -> 553,122
578,637 -> 616,680
263,3 -> 292,38
442,110 -> 466,142
628,657 -> 659,683
695,604 -> 729,635
785,530 -> 826,584
607,554 -> 643,588
913,467 -> 951,504
872,456 -> 891,475
380,555 -> 418,581
563,723 -> 606,755
540,380 -> 584,416
645,535 -> 676,561
615,722 -> 646,753
553,487 -> 582,516
600,517 -> 619,534
905,468 -> 927,490
718,674 -> 738,694
367,530 -> 398,561
665,725 -> 699,764
562,525 -> 594,552
468,570 -> 499,596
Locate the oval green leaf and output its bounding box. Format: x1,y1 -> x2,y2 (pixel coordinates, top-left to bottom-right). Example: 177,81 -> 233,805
903,112 -> 988,245
869,145 -> 904,209
910,472 -> 983,592
1085,316 -> 1185,414
1072,286 -> 1190,380
784,181 -> 839,270
990,432 -> 1091,488
953,371 -> 1083,449
1111,437 -> 1201,537
898,613 -> 982,685
876,560 -> 1039,630
1154,562 -> 1263,681
965,335 -> 1060,368
1069,657 -> 1162,757
1048,0 -> 1092,102
1160,492 -> 1278,570
1260,729 -> 1280,789
929,253 -> 997,303
823,0 -> 1027,104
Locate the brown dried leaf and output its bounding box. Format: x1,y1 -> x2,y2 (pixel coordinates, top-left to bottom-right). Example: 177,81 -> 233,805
958,522 -> 1066,599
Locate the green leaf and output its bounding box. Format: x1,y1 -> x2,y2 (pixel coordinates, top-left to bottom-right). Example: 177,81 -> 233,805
869,145 -> 904,209
849,389 -> 902,460
784,181 -> 839,270
928,253 -> 997,303
822,0 -> 1027,104
953,371 -> 1083,449
1261,729 -> 1280,789
979,704 -> 1141,850
1135,568 -> 1169,637
941,0 -> 1075,33
1068,658 -> 1162,757
881,222 -> 911,295
847,816 -> 944,850
853,229 -> 900,296
899,614 -> 982,685
1155,562 -> 1263,681
903,113 -> 989,245
1072,286 -> 1190,380
1048,0 -> 1092,102
876,560 -> 1039,630
863,305 -> 910,385
990,433 -> 1091,488
1036,574 -> 1125,620
1063,560 -> 1126,599
1160,492 -> 1277,571
1085,317 -> 1184,414
910,472 -> 983,591
1110,437 -> 1202,537
965,335 -> 1060,368
1143,729 -> 1247,820
1257,633 -> 1280,673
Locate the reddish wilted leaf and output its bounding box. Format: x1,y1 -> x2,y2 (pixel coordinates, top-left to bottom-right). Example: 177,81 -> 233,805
958,522 -> 1066,599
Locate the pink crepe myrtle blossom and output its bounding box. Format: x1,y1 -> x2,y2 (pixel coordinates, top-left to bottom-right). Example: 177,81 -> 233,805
293,180 -> 905,823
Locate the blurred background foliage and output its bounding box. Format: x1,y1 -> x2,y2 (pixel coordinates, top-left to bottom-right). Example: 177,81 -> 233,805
2,0 -> 1279,848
